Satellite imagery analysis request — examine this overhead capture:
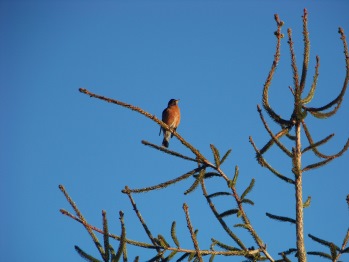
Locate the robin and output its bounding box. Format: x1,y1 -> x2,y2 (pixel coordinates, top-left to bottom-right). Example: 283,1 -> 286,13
159,99 -> 180,148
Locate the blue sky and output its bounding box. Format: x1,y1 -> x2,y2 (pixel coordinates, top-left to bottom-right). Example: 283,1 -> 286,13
1,0 -> 349,261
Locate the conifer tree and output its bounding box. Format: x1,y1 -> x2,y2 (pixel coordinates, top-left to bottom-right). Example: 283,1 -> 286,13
60,9 -> 349,262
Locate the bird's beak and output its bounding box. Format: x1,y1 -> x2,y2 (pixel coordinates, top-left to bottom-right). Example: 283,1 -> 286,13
176,99 -> 180,103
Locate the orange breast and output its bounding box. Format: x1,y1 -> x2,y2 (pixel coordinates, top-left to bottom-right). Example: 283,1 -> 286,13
162,105 -> 180,128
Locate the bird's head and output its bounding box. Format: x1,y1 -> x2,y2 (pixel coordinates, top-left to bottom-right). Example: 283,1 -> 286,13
168,99 -> 180,106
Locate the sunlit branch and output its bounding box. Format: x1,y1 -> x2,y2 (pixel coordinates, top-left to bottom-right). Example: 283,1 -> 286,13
123,188 -> 161,253
122,166 -> 205,193
257,105 -> 292,157
262,14 -> 291,126
302,121 -> 349,159
59,185 -> 105,257
266,212 -> 296,224
302,158 -> 334,172
287,28 -> 300,91
249,136 -> 295,184
301,56 -> 319,105
304,28 -> 349,117
183,203 -> 203,262
102,210 -> 109,262
302,133 -> 334,154
300,9 -> 310,93
141,140 -> 203,164
201,180 -> 246,250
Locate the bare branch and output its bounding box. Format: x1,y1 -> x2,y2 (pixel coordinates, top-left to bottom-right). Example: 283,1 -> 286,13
287,28 -> 300,91
301,56 -> 320,104
302,158 -> 334,172
141,140 -> 203,164
102,210 -> 109,262
257,105 -> 293,157
114,211 -> 127,262
305,28 -> 349,117
302,120 -> 349,159
302,133 -> 334,154
249,136 -> 295,184
122,166 -> 205,193
59,185 -> 105,257
183,203 -> 203,262
266,212 -> 296,224
123,188 -> 160,253
300,8 -> 310,93
262,14 -> 292,126
201,180 -> 246,250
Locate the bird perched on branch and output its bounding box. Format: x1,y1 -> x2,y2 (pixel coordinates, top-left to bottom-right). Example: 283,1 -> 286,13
159,99 -> 180,148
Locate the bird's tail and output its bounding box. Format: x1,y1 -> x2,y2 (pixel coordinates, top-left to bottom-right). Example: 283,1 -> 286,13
162,131 -> 171,148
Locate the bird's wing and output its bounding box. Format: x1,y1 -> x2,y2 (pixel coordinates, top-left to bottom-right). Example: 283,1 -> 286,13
160,108 -> 168,135
162,107 -> 176,127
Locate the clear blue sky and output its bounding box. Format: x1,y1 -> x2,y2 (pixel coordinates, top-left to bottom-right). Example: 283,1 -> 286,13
1,1 -> 349,261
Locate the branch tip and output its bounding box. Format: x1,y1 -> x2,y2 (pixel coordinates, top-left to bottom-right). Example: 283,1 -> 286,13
122,186 -> 131,194
274,14 -> 283,27
303,8 -> 308,18
60,209 -> 68,215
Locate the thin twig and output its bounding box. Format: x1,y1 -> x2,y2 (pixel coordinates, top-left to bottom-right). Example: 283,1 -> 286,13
201,180 -> 247,250
249,136 -> 295,184
122,166 -> 205,193
335,228 -> 349,262
141,140 -> 204,164
302,133 -> 334,154
59,185 -> 105,257
226,173 -> 273,261
301,56 -> 320,105
102,210 -> 109,262
114,211 -> 127,262
123,188 -> 161,253
183,203 -> 203,262
257,105 -> 292,157
287,28 -> 300,91
262,14 -> 291,126
300,8 -> 310,93
305,28 -> 349,117
206,162 -> 275,261
302,120 -> 349,159
302,158 -> 335,172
